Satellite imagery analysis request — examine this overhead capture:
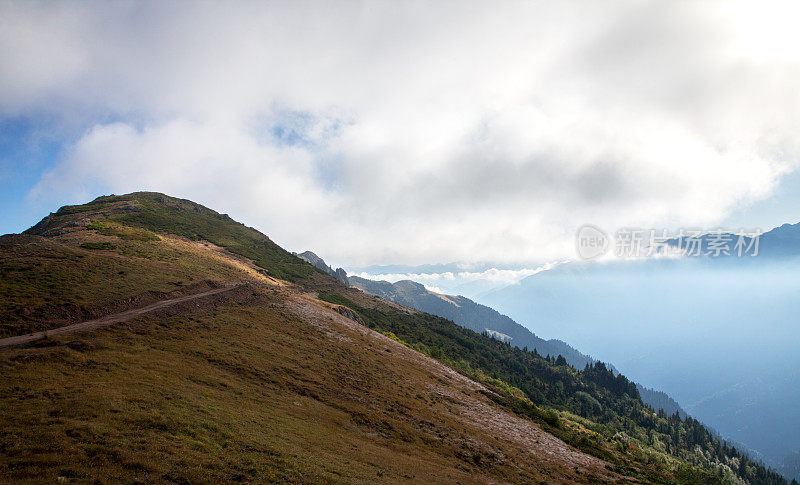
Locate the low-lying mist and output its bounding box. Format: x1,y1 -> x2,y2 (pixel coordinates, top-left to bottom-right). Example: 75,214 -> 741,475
480,256 -> 800,466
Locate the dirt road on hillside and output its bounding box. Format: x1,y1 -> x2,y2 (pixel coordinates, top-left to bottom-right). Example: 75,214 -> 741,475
0,285 -> 243,350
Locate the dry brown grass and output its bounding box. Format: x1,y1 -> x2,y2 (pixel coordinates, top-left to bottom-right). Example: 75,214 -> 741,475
0,283 -> 628,484
0,227 -> 279,337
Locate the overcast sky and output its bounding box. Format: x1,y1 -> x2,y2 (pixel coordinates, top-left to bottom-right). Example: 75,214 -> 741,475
2,0 -> 800,266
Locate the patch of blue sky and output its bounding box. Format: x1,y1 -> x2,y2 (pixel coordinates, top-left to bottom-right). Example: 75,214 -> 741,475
0,110 -> 155,235
255,105 -> 348,148
313,155 -> 345,192
0,115 -> 66,234
253,107 -> 349,192
270,111 -> 317,147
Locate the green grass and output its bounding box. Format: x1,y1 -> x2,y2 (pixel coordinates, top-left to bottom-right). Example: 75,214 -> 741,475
86,220 -> 159,242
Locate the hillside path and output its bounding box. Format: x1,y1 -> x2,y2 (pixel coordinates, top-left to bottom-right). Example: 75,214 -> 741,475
0,285 -> 241,350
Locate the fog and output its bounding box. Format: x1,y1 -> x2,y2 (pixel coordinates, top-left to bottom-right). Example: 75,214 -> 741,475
481,256 -> 800,464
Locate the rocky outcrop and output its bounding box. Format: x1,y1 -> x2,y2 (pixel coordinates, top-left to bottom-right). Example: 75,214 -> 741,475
297,251 -> 329,271
297,250 -> 349,285
335,305 -> 363,324
333,268 -> 349,286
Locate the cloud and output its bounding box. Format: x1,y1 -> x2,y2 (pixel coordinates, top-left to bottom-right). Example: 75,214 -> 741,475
350,262 -> 564,292
4,0 -> 800,264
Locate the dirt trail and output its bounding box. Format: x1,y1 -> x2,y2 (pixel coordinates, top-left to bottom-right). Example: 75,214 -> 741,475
0,285 -> 242,349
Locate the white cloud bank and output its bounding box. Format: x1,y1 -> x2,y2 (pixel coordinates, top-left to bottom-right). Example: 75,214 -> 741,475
2,1 -> 800,264
351,262 -> 564,297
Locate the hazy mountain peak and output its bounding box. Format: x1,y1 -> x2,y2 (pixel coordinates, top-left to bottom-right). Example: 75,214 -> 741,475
296,250 -> 349,285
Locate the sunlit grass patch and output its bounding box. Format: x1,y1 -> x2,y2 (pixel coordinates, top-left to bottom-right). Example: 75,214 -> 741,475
87,220 -> 160,242
80,241 -> 116,250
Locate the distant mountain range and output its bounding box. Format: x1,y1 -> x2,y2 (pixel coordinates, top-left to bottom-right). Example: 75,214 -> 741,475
348,275 -> 595,369
764,222 -> 800,257
635,384 -> 687,419
479,220 -> 800,475
346,262 -> 797,480
780,451 -> 800,483
344,271 -> 691,420
664,221 -> 800,259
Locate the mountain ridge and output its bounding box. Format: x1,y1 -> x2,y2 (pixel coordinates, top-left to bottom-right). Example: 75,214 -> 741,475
0,192 -> 787,483
348,274 -> 596,369
346,274 -> 693,421
480,230 -> 800,475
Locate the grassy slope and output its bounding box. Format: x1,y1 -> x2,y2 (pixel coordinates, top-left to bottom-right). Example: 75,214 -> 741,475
2,294 -> 579,483
0,192 -> 787,484
2,192 -> 318,336
0,233 -> 252,336
0,278 -> 619,481
0,294 -> 564,482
